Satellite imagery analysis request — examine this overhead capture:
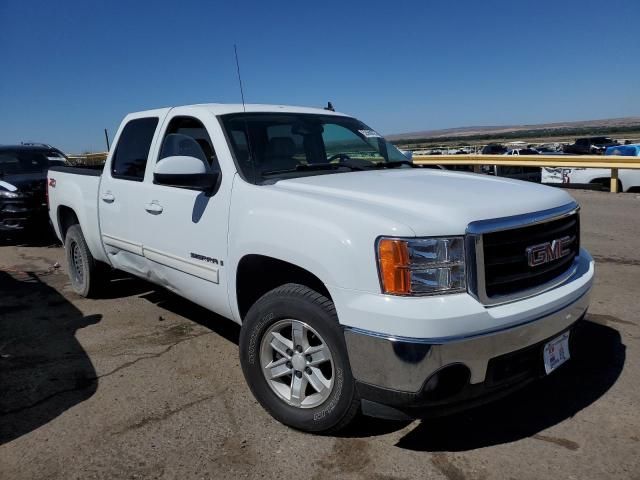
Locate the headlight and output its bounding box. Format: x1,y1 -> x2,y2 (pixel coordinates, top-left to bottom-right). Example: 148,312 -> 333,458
377,237 -> 466,295
0,190 -> 26,199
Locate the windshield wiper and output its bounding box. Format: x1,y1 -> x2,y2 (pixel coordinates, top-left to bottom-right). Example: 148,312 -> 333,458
373,160 -> 415,169
260,159 -> 415,177
261,162 -> 365,177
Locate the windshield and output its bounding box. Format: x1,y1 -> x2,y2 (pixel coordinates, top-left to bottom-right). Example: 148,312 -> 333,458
220,113 -> 410,183
0,149 -> 54,175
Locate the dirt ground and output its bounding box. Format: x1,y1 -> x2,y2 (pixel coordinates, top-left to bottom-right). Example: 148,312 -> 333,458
1,189 -> 639,479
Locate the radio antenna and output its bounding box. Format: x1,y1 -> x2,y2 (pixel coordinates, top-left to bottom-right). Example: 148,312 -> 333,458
234,44 -> 247,112
104,128 -> 111,151
233,44 -> 256,179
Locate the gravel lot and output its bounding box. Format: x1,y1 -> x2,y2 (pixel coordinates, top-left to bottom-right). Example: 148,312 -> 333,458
1,189 -> 639,480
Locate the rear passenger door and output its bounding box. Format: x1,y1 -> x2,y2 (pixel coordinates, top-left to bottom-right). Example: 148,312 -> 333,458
98,111 -> 165,277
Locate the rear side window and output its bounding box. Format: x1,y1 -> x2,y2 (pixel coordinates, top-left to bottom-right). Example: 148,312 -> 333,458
111,117 -> 159,181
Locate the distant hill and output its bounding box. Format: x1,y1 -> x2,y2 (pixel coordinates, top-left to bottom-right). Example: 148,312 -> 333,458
387,117 -> 640,142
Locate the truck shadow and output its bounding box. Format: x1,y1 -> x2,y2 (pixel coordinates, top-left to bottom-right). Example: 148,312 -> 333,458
138,288 -> 240,345
0,270 -> 101,445
390,319 -> 625,451
90,273 -> 158,300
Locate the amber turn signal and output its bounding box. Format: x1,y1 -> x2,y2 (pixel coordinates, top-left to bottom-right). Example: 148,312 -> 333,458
378,238 -> 411,294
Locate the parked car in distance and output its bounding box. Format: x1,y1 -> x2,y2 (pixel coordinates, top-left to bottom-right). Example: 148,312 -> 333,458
562,144 -> 640,192
541,167 -> 569,184
479,149 -> 541,183
504,148 -> 540,156
563,137 -> 619,155
481,143 -> 507,155
536,144 -> 563,154
0,144 -> 67,233
48,103 -> 593,433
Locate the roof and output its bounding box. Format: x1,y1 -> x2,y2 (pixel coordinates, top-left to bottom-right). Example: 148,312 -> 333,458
129,103 -> 350,118
0,144 -> 61,152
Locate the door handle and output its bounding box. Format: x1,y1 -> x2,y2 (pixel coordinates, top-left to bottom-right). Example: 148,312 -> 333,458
145,202 -> 163,214
101,192 -> 115,203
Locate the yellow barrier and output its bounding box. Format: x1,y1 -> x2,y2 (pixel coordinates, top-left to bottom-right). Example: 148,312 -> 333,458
412,154 -> 640,193
66,152 -> 108,166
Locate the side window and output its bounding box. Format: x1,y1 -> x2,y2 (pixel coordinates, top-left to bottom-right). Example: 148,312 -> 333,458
158,116 -> 220,171
111,117 -> 159,181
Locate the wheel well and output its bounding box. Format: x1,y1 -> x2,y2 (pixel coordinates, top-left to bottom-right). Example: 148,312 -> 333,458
590,177 -> 622,191
58,206 -> 79,241
235,255 -> 332,320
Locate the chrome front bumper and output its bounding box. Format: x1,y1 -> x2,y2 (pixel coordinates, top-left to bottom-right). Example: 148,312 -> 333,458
344,289 -> 591,393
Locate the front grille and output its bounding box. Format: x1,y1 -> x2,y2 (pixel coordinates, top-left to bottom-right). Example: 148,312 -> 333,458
482,212 -> 579,298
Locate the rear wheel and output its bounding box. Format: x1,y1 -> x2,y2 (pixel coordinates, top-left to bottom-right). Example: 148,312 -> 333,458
239,283 -> 360,433
591,178 -> 622,192
64,224 -> 104,297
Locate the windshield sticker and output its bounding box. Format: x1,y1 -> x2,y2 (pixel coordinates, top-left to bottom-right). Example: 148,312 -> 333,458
358,129 -> 382,138
0,180 -> 18,192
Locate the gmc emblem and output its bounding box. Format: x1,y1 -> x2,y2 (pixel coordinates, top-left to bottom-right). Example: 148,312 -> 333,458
526,236 -> 572,267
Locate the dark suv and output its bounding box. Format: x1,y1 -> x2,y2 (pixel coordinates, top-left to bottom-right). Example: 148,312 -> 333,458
563,137 -> 619,155
0,145 -> 67,233
481,143 -> 508,155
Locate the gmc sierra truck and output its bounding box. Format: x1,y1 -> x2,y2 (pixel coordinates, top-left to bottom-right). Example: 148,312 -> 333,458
48,104 -> 594,433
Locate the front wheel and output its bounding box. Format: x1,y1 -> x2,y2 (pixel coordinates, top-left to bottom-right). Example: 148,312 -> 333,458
239,283 -> 360,433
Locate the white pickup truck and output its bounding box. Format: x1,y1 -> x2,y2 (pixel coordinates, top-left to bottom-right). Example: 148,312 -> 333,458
48,104 -> 594,432
560,144 -> 640,192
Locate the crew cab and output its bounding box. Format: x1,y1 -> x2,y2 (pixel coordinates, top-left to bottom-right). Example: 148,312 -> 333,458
48,104 -> 594,432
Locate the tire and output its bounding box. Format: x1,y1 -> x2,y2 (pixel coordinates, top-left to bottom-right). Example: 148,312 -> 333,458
591,178 -> 622,192
239,283 -> 360,433
64,224 -> 103,297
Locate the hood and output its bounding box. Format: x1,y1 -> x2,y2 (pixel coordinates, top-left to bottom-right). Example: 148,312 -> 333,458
271,169 -> 575,236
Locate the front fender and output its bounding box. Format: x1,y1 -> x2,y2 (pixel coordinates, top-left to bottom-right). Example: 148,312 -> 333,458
226,177 -> 414,321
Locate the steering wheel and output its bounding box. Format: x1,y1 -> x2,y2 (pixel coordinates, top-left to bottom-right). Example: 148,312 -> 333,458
327,153 -> 352,163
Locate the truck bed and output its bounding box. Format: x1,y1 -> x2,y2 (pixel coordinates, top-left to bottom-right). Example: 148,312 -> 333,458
49,165 -> 103,176
47,165 -> 108,263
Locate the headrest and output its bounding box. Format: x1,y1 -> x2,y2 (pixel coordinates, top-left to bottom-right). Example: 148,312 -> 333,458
266,137 -> 296,158
160,134 -> 207,163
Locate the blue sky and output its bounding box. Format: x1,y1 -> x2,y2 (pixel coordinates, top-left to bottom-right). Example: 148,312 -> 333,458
1,0 -> 639,152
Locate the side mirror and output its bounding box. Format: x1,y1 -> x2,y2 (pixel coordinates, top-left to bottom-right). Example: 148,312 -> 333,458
153,155 -> 219,192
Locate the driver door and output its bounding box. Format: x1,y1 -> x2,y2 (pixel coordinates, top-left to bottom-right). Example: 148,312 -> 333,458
137,108 -> 233,318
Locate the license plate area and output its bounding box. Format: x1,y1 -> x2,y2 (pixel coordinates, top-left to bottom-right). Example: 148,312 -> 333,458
543,331 -> 571,374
